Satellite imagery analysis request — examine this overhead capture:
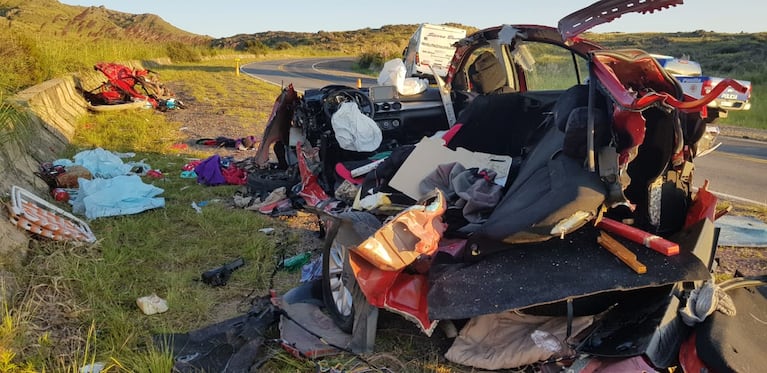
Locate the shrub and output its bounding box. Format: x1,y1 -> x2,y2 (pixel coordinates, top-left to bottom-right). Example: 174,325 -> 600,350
165,42 -> 201,63
358,52 -> 384,70
274,41 -> 292,50
245,40 -> 269,56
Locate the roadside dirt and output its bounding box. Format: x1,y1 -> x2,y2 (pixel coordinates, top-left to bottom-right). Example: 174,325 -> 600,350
164,81 -> 267,162
718,125 -> 767,142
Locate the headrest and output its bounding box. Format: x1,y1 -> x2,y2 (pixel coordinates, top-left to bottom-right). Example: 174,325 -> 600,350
468,52 -> 506,94
553,85 -> 590,132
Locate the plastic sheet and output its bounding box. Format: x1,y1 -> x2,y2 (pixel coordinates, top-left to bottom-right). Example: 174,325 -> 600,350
377,59 -> 428,96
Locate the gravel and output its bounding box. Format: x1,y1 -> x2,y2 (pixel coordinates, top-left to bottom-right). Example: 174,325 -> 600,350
718,125 -> 767,142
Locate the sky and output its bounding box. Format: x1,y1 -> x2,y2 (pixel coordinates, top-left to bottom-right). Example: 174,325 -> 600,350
59,0 -> 766,39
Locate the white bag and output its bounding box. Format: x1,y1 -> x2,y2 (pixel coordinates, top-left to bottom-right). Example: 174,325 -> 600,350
331,102 -> 382,152
377,59 -> 428,96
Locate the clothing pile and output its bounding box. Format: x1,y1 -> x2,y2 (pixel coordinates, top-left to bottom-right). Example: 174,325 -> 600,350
35,148 -> 165,220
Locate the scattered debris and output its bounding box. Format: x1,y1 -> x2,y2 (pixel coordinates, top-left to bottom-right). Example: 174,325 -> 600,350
146,169 -> 164,179
716,215 -> 767,247
8,185 -> 95,242
201,257 -> 245,287
280,252 -> 311,272
136,293 -> 168,315
258,227 -> 275,235
79,62 -> 183,111
78,362 -> 105,373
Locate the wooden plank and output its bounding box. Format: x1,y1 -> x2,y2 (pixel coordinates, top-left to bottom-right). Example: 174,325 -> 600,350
597,231 -> 647,274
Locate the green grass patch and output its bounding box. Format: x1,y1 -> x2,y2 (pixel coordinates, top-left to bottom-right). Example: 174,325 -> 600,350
72,110 -> 181,154
719,84 -> 767,130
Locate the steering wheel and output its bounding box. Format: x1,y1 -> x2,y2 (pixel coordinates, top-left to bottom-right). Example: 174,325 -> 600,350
321,86 -> 375,120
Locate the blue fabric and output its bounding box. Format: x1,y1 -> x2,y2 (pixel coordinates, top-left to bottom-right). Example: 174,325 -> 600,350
71,148 -> 132,178
71,175 -> 165,219
194,154 -> 226,186
300,256 -> 323,283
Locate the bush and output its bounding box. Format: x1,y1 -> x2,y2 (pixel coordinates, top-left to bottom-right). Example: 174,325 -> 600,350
245,40 -> 269,56
358,52 -> 384,70
274,41 -> 292,50
165,42 -> 201,63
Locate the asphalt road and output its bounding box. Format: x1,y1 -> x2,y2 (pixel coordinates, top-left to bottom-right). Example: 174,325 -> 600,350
241,58 -> 377,93
695,136 -> 767,206
242,57 -> 767,207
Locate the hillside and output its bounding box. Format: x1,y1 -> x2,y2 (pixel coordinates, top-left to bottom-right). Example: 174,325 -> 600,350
586,31 -> 767,80
212,23 -> 478,57
214,27 -> 767,81
0,0 -> 215,93
0,0 -> 209,43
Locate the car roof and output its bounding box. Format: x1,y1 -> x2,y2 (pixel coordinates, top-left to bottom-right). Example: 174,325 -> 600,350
558,0 -> 684,39
454,24 -> 602,57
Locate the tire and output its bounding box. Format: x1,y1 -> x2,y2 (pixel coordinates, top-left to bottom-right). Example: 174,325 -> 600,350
321,211 -> 381,333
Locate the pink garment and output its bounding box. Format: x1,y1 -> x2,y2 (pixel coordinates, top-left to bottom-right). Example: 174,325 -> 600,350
578,355 -> 659,373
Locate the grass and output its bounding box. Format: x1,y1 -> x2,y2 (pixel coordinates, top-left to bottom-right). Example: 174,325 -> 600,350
719,84 -> 767,130
73,110 -> 181,153
1,59 -> 319,372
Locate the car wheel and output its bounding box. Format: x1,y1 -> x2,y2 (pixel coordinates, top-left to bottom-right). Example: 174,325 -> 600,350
321,211 -> 381,333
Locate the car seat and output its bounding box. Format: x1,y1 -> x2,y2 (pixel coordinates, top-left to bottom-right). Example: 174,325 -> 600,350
463,84 -> 609,255
468,51 -> 507,94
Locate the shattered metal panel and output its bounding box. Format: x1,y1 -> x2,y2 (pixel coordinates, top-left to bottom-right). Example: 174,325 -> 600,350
558,0 -> 684,39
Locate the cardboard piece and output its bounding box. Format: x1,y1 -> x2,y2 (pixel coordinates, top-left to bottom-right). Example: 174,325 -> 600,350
388,136 -> 513,200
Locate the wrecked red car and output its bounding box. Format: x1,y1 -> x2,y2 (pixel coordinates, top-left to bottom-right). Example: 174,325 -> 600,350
244,0 -> 761,371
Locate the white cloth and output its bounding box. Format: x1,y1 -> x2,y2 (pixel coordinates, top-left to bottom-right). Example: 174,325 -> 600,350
71,147 -> 132,178
679,279 -> 736,326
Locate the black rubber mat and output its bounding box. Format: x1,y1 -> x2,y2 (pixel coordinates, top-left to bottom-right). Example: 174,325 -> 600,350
428,224 -> 711,320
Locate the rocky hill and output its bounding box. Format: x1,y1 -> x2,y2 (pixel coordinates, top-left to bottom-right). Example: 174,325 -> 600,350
0,0 -> 209,44
211,23 -> 477,56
